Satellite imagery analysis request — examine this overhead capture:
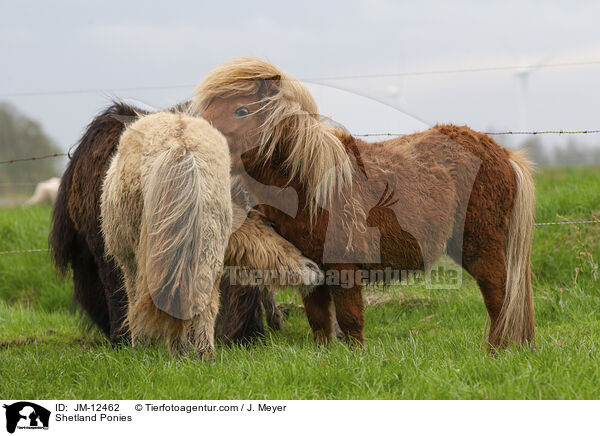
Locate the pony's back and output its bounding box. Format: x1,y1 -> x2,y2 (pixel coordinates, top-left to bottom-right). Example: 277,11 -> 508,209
101,112 -> 232,355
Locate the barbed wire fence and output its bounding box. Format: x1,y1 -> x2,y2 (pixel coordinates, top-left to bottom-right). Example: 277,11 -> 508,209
1,59 -> 600,255
0,152 -> 68,165
1,129 -> 600,166
1,128 -> 599,256
354,129 -> 600,137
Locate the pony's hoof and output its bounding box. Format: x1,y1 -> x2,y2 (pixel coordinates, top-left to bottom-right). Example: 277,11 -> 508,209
170,344 -> 214,360
265,308 -> 284,331
312,329 -> 332,346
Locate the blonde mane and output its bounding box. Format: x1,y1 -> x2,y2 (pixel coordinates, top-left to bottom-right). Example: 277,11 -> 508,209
191,57 -> 354,213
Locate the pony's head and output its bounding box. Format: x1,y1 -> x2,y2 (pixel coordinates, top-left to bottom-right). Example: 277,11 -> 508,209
191,57 -> 353,213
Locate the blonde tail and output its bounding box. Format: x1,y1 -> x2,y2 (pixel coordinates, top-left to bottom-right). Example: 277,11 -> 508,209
139,144 -> 230,354
495,151 -> 536,345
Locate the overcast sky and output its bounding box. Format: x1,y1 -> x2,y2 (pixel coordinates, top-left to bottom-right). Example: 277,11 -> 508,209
1,0 -> 599,154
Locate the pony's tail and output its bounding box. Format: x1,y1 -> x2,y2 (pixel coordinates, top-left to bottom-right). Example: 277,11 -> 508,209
49,166 -> 76,276
142,145 -> 222,324
495,151 -> 536,345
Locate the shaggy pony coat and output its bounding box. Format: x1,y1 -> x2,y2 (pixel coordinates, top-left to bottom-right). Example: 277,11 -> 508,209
49,102 -> 319,352
196,57 -> 536,350
101,113 -> 231,355
102,112 -> 323,356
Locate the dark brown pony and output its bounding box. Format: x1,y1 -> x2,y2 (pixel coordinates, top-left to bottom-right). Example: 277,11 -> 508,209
49,101 -> 279,346
195,58 -> 536,350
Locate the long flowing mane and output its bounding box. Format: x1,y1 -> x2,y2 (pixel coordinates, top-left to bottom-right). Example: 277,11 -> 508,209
191,57 -> 354,212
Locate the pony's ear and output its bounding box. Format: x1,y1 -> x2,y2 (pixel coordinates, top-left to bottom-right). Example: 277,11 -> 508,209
258,75 -> 281,97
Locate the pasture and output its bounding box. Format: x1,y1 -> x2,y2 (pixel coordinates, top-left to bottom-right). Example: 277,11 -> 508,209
0,167 -> 598,399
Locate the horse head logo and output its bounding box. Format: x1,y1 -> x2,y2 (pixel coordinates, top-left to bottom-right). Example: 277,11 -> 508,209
3,402 -> 50,434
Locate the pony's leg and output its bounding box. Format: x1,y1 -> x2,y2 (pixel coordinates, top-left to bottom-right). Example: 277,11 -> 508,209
260,288 -> 284,331
302,285 -> 333,345
90,250 -> 130,344
170,282 -> 221,358
215,277 -> 266,344
329,300 -> 345,340
105,279 -> 129,344
462,250 -> 507,349
330,283 -> 365,345
71,242 -> 111,337
449,232 -> 507,349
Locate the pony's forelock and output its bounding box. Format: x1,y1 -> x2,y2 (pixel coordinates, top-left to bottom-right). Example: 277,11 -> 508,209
191,57 -> 354,215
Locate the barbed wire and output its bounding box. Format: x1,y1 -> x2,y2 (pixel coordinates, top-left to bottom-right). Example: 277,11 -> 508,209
0,153 -> 68,165
535,220 -> 600,226
354,129 -> 600,137
0,248 -> 50,256
486,130 -> 600,136
2,60 -> 600,98
0,129 -> 599,166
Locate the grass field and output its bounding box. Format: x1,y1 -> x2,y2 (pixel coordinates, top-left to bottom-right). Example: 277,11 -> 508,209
0,167 -> 598,399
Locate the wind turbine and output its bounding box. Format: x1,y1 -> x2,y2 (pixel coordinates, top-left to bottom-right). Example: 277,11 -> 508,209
514,56 -> 550,131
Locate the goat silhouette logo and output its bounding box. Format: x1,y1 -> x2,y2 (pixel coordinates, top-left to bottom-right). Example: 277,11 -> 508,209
3,402 -> 50,433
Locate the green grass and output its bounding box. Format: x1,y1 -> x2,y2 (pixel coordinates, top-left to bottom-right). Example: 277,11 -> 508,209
0,167 -> 598,399
532,167 -> 600,287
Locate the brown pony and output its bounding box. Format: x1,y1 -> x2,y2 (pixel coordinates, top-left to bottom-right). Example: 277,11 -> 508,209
194,58 -> 536,350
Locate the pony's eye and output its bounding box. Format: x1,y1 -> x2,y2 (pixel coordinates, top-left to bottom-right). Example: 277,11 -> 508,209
233,106 -> 250,118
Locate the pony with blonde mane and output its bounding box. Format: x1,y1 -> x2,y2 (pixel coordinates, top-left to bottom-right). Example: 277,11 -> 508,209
101,111 -> 323,356
195,57 -> 536,350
